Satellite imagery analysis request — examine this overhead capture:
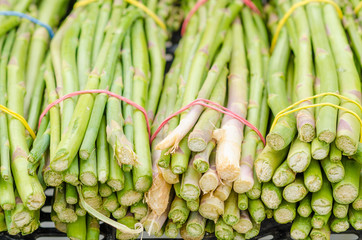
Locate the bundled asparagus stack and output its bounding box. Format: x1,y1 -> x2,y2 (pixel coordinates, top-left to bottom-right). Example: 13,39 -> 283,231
0,0 -> 70,236
250,0 -> 362,239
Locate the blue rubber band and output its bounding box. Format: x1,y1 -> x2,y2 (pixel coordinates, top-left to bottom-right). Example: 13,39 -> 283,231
0,11 -> 54,38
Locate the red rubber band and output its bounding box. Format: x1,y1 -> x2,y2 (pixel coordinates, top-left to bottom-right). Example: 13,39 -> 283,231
151,98 -> 266,146
181,0 -> 261,36
38,89 -> 152,141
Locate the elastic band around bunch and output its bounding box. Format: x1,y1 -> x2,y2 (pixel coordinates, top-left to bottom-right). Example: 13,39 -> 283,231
270,92 -> 362,142
151,98 -> 266,146
0,11 -> 54,38
73,0 -> 97,9
355,2 -> 362,14
77,186 -> 143,234
38,90 -> 152,141
0,104 -> 36,139
181,0 -> 261,36
270,0 -> 343,53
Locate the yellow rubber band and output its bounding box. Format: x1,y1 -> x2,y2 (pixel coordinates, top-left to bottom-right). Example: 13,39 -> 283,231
270,0 -> 343,53
355,2 -> 362,14
0,104 -> 36,139
73,0 -> 97,9
125,0 -> 167,31
271,92 -> 362,142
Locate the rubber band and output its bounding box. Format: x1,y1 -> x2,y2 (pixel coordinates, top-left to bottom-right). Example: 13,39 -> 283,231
125,0 -> 166,31
0,11 -> 54,38
73,0 -> 97,9
355,2 -> 362,14
181,0 -> 261,36
151,98 -> 266,146
0,104 -> 36,139
270,0 -> 343,53
38,89 -> 151,142
271,92 -> 362,142
77,186 -> 143,234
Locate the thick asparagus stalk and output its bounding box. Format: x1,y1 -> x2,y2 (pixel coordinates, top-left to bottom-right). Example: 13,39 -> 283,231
187,198 -> 199,212
273,160 -> 296,187
310,224 -> 331,240
311,138 -> 329,160
199,193 -> 224,222
353,172 -> 362,210
311,211 -> 331,229
180,157 -> 201,201
321,156 -> 344,183
66,184 -> 77,205
248,199 -> 265,224
97,116 -> 109,183
287,138 -> 311,172
165,219 -> 179,238
117,171 -> 142,207
215,218 -> 233,240
79,148 -> 97,187
273,200 -> 296,224
103,193 -> 119,213
261,181 -> 282,209
245,219 -> 260,240
290,215 -> 312,240
304,159 -> 323,192
67,215 -> 86,240
223,190 -> 240,226
330,216 -> 349,233
283,175 -> 308,203
333,203 -> 349,219
193,140 -> 215,173
112,206 -> 127,220
168,196 -> 190,225
107,146 -> 124,192
333,158 -> 360,204
86,215 -> 100,240
311,174 -> 333,215
233,211 -> 253,234
130,201 -> 148,221
330,142 -> 342,162
214,181 -> 232,202
186,211 -> 206,237
116,214 -> 140,240
349,208 -> 362,230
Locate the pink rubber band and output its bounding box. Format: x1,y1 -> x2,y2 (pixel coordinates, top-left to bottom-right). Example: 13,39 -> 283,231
151,98 -> 266,146
38,89 -> 152,140
181,0 -> 261,36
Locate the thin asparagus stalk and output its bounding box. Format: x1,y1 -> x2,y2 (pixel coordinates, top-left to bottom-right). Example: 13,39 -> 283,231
97,116 -> 109,183
311,138 -> 329,160
324,3 -> 362,156
283,175 -> 308,203
99,183 -> 112,198
67,215 -> 86,240
287,138 -> 311,172
307,3 -> 340,144
321,156 -> 344,183
199,149 -> 219,193
168,196 -> 190,225
215,218 -> 233,240
0,177 -> 15,210
233,211 -> 253,234
76,203 -> 86,217
79,149 -> 97,186
193,140 -> 215,173
0,0 -> 32,37
7,18 -> 45,211
333,203 -> 349,219
332,158 -> 360,204
116,171 -> 142,207
199,193 -> 224,222
310,224 -> 331,240
304,159 -> 323,192
107,146 -> 124,192
165,219 -> 179,238
86,215 -> 100,240
112,206 -> 127,220
311,174 -> 333,215
63,156 -> 79,186
254,145 -> 288,182
290,215 -> 312,240
261,181 -> 282,209
330,141 -> 342,162
272,160 -> 296,187
245,171 -> 261,200
180,157 -> 201,201
248,199 -> 265,224
187,198 -> 199,212
103,192 -> 119,213
77,2 -> 99,90
330,216 -> 349,233
170,135 -> 191,174
297,194 -> 312,218
273,200 -> 296,224
214,181 -> 232,202
223,190 -> 240,226
66,184 -> 78,205
82,184 -> 98,198
349,207 -> 362,230
238,193 -> 248,211
311,211 -> 331,229
186,211 -> 206,237
130,201 -> 148,221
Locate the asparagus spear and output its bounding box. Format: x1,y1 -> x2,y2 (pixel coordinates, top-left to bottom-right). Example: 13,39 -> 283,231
165,219 -> 179,238
214,181 -> 232,202
215,218 -> 234,240
180,156 -> 201,201
333,203 -> 349,219
273,200 -> 297,224
330,216 -> 350,233
304,159 -> 323,192
199,149 -> 219,193
311,174 -> 333,215
330,141 -> 342,162
248,199 -> 265,224
97,116 -> 109,184
103,192 -> 119,212
107,146 -> 124,192
186,211 -> 206,237
199,193 -> 224,222
353,172 -> 362,210
297,194 -> 312,218
79,148 -> 97,187
290,215 -> 312,240
349,208 -> 362,230
232,211 -> 253,234
245,219 -> 260,240
86,215 -> 100,240
186,198 -> 199,212
261,181 -> 282,209
168,196 -> 190,225
310,224 -> 331,240
112,206 -> 127,220
321,156 -> 344,183
287,138 -> 311,172
192,140 -> 215,173
223,190 -> 240,226
283,175 -> 308,203
116,171 -> 142,206
116,214 -> 140,240
311,138 -> 329,160
66,183 -> 78,205
238,193 -> 248,211
67,215 -> 86,240
311,211 -> 331,229
130,201 -> 148,221
272,160 -> 296,187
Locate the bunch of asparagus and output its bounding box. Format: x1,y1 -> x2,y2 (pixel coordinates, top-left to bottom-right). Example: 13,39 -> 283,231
249,0 -> 362,239
145,1 -> 273,239
0,0 -> 70,235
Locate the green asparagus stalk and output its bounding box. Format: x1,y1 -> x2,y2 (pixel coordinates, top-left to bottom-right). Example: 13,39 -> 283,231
199,193 -> 224,222
330,141 -> 342,162
287,138 -> 311,172
245,219 -> 260,240
223,190 -> 240,226
261,181 -> 282,209
0,177 -> 15,210
311,138 -> 329,160
272,160 -> 296,187
180,157 -> 201,201
311,174 -> 333,215
199,149 -> 218,193
116,171 -> 142,206
273,200 -> 296,224
353,172 -> 362,210
245,172 -> 262,200
165,219 -> 179,238
311,211 -> 331,229
86,215 -> 100,240
297,194 -> 312,218
330,216 -> 350,233
283,175 -> 308,203
215,218 -> 234,240
310,224 -> 331,240
333,158 -> 361,204
116,214 -> 139,240
67,215 -> 86,240
99,183 -> 112,198
82,184 -> 98,198
103,192 -> 119,213
187,198 -> 199,212
290,215 -> 312,240
349,207 -> 362,230
66,183 -> 78,205
333,203 -> 349,219
76,203 -> 86,217
214,181 -> 232,202
130,201 -> 148,221
107,146 -> 124,192
238,193 -> 248,211
168,196 -> 190,225
321,156 -> 344,183
186,211 -> 206,237
0,0 -> 32,37
304,159 -> 323,192
112,206 -> 127,220
248,199 -> 265,224
193,140 -> 215,173
233,210 -> 253,234
79,149 -> 97,186
180,223 -> 205,240
96,116 -> 110,183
